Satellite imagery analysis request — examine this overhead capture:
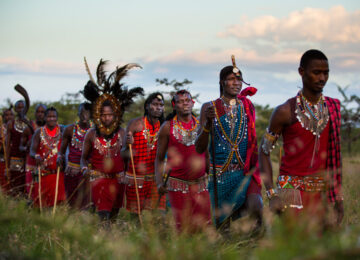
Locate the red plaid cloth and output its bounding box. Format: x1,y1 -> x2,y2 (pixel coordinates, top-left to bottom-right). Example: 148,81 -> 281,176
128,117 -> 159,176
239,95 -> 261,188
126,178 -> 166,212
325,97 -> 342,203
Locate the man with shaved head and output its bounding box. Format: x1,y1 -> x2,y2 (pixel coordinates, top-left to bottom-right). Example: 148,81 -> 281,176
259,49 -> 343,228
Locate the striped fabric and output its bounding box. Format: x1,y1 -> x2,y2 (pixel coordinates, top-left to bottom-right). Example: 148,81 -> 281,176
325,97 -> 342,203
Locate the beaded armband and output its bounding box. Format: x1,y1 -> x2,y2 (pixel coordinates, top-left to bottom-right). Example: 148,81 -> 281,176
261,128 -> 280,155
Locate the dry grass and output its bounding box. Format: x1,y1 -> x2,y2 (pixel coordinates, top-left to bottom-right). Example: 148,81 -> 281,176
0,156 -> 360,259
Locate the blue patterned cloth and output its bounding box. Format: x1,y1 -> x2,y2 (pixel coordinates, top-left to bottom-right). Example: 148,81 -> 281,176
208,99 -> 251,224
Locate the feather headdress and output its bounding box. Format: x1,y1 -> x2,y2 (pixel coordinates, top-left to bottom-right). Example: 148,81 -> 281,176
82,57 -> 144,136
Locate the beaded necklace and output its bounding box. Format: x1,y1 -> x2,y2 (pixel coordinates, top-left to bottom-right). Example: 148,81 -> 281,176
212,99 -> 247,171
70,121 -> 92,151
94,130 -> 122,157
143,116 -> 160,150
40,125 -> 61,165
295,91 -> 329,137
14,118 -> 27,133
295,90 -> 329,168
172,115 -> 199,146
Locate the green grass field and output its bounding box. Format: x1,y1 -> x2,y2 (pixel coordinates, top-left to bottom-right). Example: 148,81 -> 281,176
1,156 -> 360,259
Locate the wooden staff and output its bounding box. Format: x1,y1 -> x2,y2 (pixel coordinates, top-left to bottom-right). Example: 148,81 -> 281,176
28,180 -> 33,200
38,166 -> 42,213
129,144 -> 143,226
52,166 -> 60,216
65,178 -> 85,205
211,122 -> 220,229
0,116 -> 9,184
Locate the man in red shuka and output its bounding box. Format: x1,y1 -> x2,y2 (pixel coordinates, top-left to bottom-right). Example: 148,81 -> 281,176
121,92 -> 166,215
30,107 -> 66,208
57,103 -> 92,209
155,90 -> 212,232
259,49 -> 343,229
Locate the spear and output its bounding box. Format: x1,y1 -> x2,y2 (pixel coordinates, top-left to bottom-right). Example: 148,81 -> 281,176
129,144 -> 143,227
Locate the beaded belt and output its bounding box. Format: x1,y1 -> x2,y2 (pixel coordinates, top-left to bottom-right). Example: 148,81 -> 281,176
210,163 -> 243,176
9,157 -> 25,171
277,175 -> 326,192
167,176 -> 208,193
32,168 -> 58,182
125,172 -> 155,187
65,162 -> 81,176
88,169 -> 124,182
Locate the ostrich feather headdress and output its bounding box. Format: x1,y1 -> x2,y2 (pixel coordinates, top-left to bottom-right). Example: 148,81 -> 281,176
82,57 -> 144,136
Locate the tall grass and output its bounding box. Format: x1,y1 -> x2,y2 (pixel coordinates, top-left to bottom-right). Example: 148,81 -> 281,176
1,156 -> 360,259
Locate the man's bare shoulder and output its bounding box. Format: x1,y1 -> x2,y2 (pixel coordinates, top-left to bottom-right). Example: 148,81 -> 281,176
270,99 -> 292,127
127,116 -> 144,132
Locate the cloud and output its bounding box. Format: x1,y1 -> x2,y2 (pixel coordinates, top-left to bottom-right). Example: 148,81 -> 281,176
219,6 -> 360,45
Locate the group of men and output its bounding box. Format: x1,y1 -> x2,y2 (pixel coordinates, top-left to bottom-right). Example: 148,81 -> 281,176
0,49 -> 343,233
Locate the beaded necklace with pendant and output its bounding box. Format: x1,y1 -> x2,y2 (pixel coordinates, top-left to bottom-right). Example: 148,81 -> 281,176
143,116 -> 160,150
295,91 -> 329,168
14,119 -> 27,133
94,131 -> 122,157
40,126 -> 61,165
172,115 -> 199,146
295,91 -> 329,137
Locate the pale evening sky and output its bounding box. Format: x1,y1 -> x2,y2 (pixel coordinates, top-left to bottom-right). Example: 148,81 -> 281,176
1,0 -> 359,109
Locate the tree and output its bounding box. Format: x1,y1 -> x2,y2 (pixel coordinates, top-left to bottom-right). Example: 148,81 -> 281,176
337,85 -> 360,155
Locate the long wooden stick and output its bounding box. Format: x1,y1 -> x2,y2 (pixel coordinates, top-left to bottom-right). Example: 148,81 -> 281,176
211,122 -> 220,229
0,117 -> 9,184
28,180 -> 33,200
129,144 -> 143,226
52,167 -> 60,216
38,166 -> 42,213
65,178 -> 85,205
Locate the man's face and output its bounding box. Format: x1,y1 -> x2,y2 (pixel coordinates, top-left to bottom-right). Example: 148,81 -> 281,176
222,73 -> 243,97
45,111 -> 58,128
3,110 -> 14,123
147,98 -> 164,119
100,105 -> 115,127
35,106 -> 46,122
175,93 -> 193,116
15,102 -> 25,116
78,106 -> 91,124
299,59 -> 329,94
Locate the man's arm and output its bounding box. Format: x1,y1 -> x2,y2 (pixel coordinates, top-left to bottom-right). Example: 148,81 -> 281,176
195,102 -> 215,154
57,124 -> 73,171
19,127 -> 30,153
155,121 -> 170,194
29,129 -> 41,166
258,101 -> 291,212
80,129 -> 94,173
